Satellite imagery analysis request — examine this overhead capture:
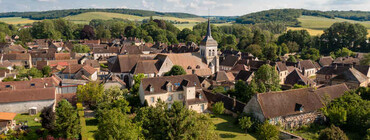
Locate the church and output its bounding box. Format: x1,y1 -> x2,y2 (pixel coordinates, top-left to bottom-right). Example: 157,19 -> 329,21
198,19 -> 219,74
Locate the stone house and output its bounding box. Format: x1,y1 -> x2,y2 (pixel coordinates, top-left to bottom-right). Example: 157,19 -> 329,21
92,46 -> 120,60
139,74 -> 208,113
235,70 -> 254,84
285,69 -> 316,87
0,88 -> 57,113
0,112 -> 16,134
298,60 -> 316,77
60,64 -> 97,81
243,84 -> 349,129
220,55 -> 239,71
3,53 -> 32,68
210,71 -> 235,90
318,56 -> 333,67
275,61 -> 289,84
331,67 -> 369,89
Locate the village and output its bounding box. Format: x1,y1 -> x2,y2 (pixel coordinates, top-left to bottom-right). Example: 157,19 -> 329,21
0,3 -> 369,140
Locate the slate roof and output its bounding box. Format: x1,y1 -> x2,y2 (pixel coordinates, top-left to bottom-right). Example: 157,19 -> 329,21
0,88 -> 56,103
212,71 -> 235,82
333,57 -> 360,65
120,45 -> 143,54
276,62 -> 288,71
298,60 -> 316,70
285,69 -> 316,86
235,70 -> 254,81
141,74 -> 201,95
319,56 -> 333,67
130,60 -> 159,74
220,55 -> 239,67
331,68 -> 368,83
316,66 -> 350,75
3,53 -> 30,60
84,60 -> 100,68
54,53 -> 70,60
256,84 -> 349,119
157,53 -> 211,76
93,47 -> 120,53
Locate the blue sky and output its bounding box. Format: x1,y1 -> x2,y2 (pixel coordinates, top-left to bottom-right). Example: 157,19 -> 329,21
0,0 -> 369,16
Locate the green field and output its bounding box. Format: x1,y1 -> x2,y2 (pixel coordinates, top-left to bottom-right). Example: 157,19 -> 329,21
0,17 -> 36,25
288,16 -> 370,37
212,115 -> 256,140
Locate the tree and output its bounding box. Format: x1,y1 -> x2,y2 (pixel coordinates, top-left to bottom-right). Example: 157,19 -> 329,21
177,28 -> 192,42
253,64 -> 281,93
42,66 -> 51,77
134,101 -> 217,139
55,99 -> 80,139
334,48 -> 354,58
219,34 -> 237,51
293,84 -> 309,89
31,20 -> 61,39
287,55 -> 297,63
301,48 -> 320,61
278,30 -> 311,51
27,67 -> 43,78
80,25 -> 95,40
256,121 -> 279,140
164,65 -> 186,76
324,105 -> 347,126
95,25 -> 111,39
40,106 -> 55,132
263,43 -> 278,61
239,116 -> 254,133
95,109 -> 141,140
286,41 -> 299,52
360,53 -> 370,66
18,28 -> 33,44
212,86 -> 226,94
72,44 -> 90,53
130,73 -> 146,95
319,125 -> 348,140
103,86 -> 128,103
212,102 -> 225,115
246,44 -> 262,58
279,43 -> 289,56
76,82 -> 104,107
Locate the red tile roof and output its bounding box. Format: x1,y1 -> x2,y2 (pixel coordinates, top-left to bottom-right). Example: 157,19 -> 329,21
0,88 -> 56,103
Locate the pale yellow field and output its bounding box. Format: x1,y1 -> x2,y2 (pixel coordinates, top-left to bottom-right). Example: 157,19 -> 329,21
0,17 -> 37,25
287,27 -> 370,38
298,16 -> 370,30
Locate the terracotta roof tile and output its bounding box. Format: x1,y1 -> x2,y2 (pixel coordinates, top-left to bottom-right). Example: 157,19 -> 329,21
141,74 -> 201,95
0,88 -> 56,103
0,112 -> 17,121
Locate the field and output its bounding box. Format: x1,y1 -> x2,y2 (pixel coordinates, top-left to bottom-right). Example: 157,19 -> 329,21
288,16 -> 370,37
14,113 -> 42,130
211,115 -> 256,140
0,17 -> 36,25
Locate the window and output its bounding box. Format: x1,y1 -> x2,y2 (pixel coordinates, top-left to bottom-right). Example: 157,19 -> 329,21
150,97 -> 155,103
208,50 -> 211,56
5,85 -> 10,88
212,50 -> 215,56
201,104 -> 205,112
30,83 -> 35,86
168,94 -> 173,101
178,94 -> 183,99
199,94 -> 202,99
167,85 -> 172,92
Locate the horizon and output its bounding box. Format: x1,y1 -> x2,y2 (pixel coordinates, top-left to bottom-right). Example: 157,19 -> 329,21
0,0 -> 369,16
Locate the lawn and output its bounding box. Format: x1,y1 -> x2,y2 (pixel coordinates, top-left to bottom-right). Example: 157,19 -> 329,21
85,117 -> 98,140
14,113 -> 42,131
0,17 -> 37,25
211,115 -> 256,140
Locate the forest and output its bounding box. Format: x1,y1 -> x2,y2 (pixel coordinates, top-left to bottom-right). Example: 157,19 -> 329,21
0,8 -> 199,20
236,9 -> 370,25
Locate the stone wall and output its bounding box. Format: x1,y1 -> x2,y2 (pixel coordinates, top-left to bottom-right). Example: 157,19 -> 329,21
0,100 -> 55,113
270,111 -> 323,129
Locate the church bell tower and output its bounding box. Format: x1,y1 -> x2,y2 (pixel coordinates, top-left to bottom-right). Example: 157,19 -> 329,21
199,18 -> 219,74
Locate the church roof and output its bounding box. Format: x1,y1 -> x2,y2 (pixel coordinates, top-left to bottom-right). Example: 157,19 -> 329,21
200,19 -> 218,47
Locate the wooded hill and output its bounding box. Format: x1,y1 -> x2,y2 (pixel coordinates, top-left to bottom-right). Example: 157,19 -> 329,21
236,9 -> 370,26
0,8 -> 200,20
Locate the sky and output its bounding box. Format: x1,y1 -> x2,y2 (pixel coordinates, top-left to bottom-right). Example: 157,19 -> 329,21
0,0 -> 369,16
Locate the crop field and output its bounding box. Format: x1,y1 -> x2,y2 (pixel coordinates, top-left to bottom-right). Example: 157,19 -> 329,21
0,17 -> 36,25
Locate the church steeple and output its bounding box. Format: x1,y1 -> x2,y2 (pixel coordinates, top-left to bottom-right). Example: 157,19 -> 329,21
205,18 -> 212,39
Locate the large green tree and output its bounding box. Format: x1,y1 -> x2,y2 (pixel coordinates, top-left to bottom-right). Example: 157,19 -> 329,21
319,125 -> 348,140
55,99 -> 80,139
164,65 -> 186,76
253,64 -> 281,93
76,82 -> 104,107
256,121 -> 279,140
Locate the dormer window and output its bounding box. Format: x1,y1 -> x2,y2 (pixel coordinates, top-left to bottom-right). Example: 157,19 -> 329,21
167,85 -> 172,92
5,85 -> 11,88
187,66 -> 192,69
295,103 -> 304,112
30,83 -> 35,86
196,65 -> 200,69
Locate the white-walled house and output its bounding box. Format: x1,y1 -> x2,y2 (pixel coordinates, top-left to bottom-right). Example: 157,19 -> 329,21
139,74 -> 208,113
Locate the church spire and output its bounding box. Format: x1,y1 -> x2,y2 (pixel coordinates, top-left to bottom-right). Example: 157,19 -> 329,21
206,18 -> 212,39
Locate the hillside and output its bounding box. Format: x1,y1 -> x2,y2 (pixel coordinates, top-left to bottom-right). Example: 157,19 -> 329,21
236,9 -> 370,26
0,8 -> 200,20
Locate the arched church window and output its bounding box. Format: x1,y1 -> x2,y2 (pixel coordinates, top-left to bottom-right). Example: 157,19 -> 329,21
208,50 -> 211,56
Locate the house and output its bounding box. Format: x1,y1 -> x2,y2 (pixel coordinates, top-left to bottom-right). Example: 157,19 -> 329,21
0,60 -> 13,71
139,75 -> 208,113
298,60 -> 316,77
220,55 -> 239,71
243,84 -> 349,128
102,74 -> 126,89
3,53 -> 32,68
120,45 -> 143,55
318,56 -> 333,67
130,60 -> 159,77
0,88 -> 57,113
316,65 -> 350,85
92,46 -> 120,60
229,64 -> 249,75
60,64 -> 97,81
83,60 -> 100,72
0,44 -> 26,54
0,69 -> 15,82
235,70 -> 254,84
121,37 -> 145,46
210,71 -> 235,90
285,69 -> 316,87
275,62 -> 289,84
333,57 -> 360,66
331,67 -> 369,89
0,112 -> 16,134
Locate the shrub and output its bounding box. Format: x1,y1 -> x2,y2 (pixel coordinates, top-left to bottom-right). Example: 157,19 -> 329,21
318,125 -> 348,140
212,102 -> 225,115
256,121 -> 279,140
238,116 -> 254,133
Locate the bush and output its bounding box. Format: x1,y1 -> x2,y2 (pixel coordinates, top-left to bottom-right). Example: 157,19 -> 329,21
78,110 -> 87,140
256,121 -> 279,140
238,116 -> 254,133
318,125 -> 348,140
212,102 -> 225,115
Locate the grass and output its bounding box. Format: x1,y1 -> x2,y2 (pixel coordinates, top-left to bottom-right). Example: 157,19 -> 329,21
14,113 -> 42,131
0,17 -> 36,25
289,123 -> 363,140
211,115 -> 256,140
85,117 -> 98,140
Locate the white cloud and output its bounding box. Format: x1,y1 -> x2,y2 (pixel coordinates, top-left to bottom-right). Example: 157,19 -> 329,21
37,0 -> 56,2
202,0 -> 216,5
